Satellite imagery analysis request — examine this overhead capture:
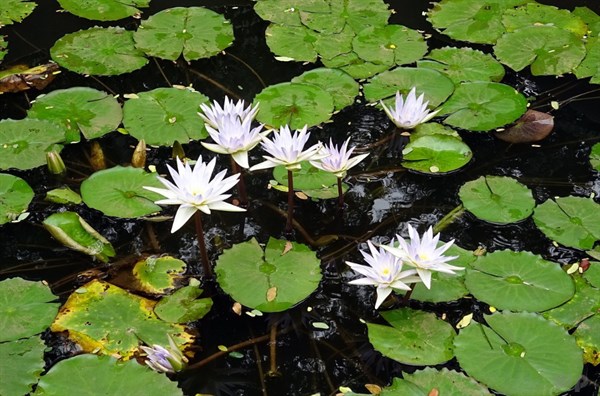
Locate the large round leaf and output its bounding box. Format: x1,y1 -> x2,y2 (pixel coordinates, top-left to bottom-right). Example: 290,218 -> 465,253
367,308 -> 455,365
254,82 -> 334,129
80,166 -> 163,218
0,119 -> 65,170
57,0 -> 150,21
29,87 -> 122,142
459,175 -> 535,224
0,173 -> 33,225
0,277 -> 59,342
134,7 -> 233,62
363,67 -> 454,107
0,0 -> 36,27
51,27 -> 148,76
0,336 -> 45,396
34,354 -> 183,396
465,250 -> 575,312
391,368 -> 492,396
494,26 -> 586,76
440,82 -> 527,131
215,238 -> 321,312
454,312 -> 583,396
402,134 -> 472,174
502,3 -> 588,37
291,68 -> 359,111
417,47 -> 505,84
352,25 -> 427,67
533,196 -> 600,250
122,87 -> 209,146
265,24 -> 318,63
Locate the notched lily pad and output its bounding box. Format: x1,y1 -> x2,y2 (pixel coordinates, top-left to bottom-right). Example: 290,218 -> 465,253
57,0 -> 150,21
502,3 -> 588,37
154,281 -> 213,323
394,368 -> 492,396
417,47 -> 505,84
402,133 -> 472,174
574,314 -> 600,365
0,173 -> 33,225
543,275 -> 600,329
575,37 -> 600,85
273,162 -> 337,191
0,336 -> 46,396
265,24 -> 319,63
0,0 -> 36,27
352,25 -> 427,67
133,255 -> 187,294
291,68 -> 359,110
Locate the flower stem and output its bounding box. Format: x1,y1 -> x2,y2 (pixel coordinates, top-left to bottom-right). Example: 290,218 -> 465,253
194,211 -> 212,277
402,284 -> 416,304
230,157 -> 248,207
285,170 -> 294,235
337,177 -> 344,209
433,204 -> 465,234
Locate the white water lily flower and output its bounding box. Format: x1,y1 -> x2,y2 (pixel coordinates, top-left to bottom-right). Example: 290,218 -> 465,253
346,240 -> 422,309
380,87 -> 439,130
199,96 -> 259,129
310,138 -> 369,178
140,335 -> 188,374
144,155 -> 245,233
382,224 -> 462,289
249,125 -> 324,171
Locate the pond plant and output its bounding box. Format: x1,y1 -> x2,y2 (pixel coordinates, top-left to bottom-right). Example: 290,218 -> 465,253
0,0 -> 599,395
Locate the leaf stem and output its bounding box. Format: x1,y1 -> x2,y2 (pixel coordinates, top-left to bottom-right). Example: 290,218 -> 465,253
285,170 -> 294,236
337,177 -> 344,209
194,211 -> 212,277
230,156 -> 248,207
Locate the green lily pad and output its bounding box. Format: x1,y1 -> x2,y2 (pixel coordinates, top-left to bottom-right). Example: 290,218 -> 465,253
502,3 -> 588,37
51,279 -> 193,358
583,261 -> 600,288
29,87 -> 122,143
253,0 -> 302,26
80,166 -> 163,218
45,187 -> 82,205
494,26 -> 586,76
265,24 -> 319,63
133,256 -> 186,294
363,67 -> 454,108
134,7 -> 233,62
273,162 -> 337,191
367,307 -> 455,365
454,311 -> 583,396
154,281 -> 213,323
0,336 -> 45,396
301,0 -> 390,34
575,37 -> 600,84
427,0 -> 531,44
323,53 -> 390,79
402,134 -> 472,174
57,0 -> 150,21
51,27 -> 148,76
0,36 -> 7,62
0,0 -> 36,27
352,25 -> 427,67
254,82 -> 334,129
417,47 -> 505,84
291,68 -> 359,110
0,277 -> 59,342
34,354 -> 183,395
440,82 -> 528,131
122,87 -> 209,146
573,314 -> 600,365
459,175 -> 535,224
574,6 -> 600,37
0,173 -> 33,225
533,196 -> 600,250
314,24 -> 355,60
543,275 -> 600,329
465,250 -> 575,312
215,238 -> 321,312
390,368 -> 492,396
43,211 -> 116,262
592,142 -> 600,171
0,118 -> 65,170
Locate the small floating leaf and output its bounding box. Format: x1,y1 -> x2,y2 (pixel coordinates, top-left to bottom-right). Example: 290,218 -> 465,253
502,3 -> 588,37
575,37 -> 600,84
0,336 -> 45,396
397,368 -> 492,396
0,173 -> 33,225
574,6 -> 600,37
352,25 -> 427,67
402,134 -> 472,174
265,24 -> 319,63
0,0 -> 36,27
133,256 -> 186,294
57,0 -> 150,21
291,68 -> 359,110
45,186 -> 82,205
154,284 -> 213,323
417,47 -> 505,84
273,162 -> 337,191
494,109 -> 554,144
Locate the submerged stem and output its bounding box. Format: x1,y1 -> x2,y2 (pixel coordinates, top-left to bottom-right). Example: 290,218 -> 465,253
285,170 -> 294,236
268,323 -> 280,376
230,157 -> 248,207
337,177 -> 344,209
194,212 -> 212,278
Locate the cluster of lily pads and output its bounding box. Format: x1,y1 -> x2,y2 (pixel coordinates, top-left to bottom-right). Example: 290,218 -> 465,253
0,0 -> 600,395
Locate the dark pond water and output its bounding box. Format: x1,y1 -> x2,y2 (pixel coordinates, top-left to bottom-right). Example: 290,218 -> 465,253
1,0 -> 600,395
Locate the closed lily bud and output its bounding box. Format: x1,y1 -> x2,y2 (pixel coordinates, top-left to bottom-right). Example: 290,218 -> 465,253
131,139 -> 147,168
172,141 -> 185,161
46,150 -> 66,175
89,141 -> 106,171
140,335 -> 188,374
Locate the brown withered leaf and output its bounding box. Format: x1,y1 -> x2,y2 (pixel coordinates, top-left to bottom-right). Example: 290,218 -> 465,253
281,241 -> 293,255
428,388 -> 440,396
232,302 -> 242,316
364,384 -> 382,394
494,109 -> 554,143
0,62 -> 60,93
266,286 -> 277,302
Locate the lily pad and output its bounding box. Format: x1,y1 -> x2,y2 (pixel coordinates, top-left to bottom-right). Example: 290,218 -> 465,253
502,3 -> 588,37
51,27 -> 148,76
0,277 -> 59,342
573,314 -> 600,365
0,0 -> 36,27
395,368 -> 492,396
592,143 -> 600,171
583,261 -> 600,288
273,162 -> 337,191
0,173 -> 33,225
417,47 -> 505,84
323,53 -> 390,79
57,0 -> 150,21
265,24 -> 319,63
134,7 -> 233,61
253,0 -> 302,26
574,6 -> 600,37
254,82 -> 334,129
51,280 -> 193,358
402,134 -> 472,174
367,307 -> 455,365
494,26 -> 586,76
533,196 -> 600,250
352,25 -> 427,67
454,311 -> 583,396
0,36 -> 7,62
154,281 -> 213,323
122,87 -> 209,146
0,336 -> 45,396
543,275 -> 600,329
575,37 -> 600,84
314,24 -> 355,59
440,82 -> 528,131
80,166 -> 164,218
0,118 -> 66,170
459,175 -> 535,224
45,187 -> 82,205
291,68 -> 359,110
29,87 -> 122,143
43,211 -> 116,262
215,238 -> 321,312
133,256 -> 187,294
465,250 -> 575,312
34,354 -> 183,395
363,67 -> 454,108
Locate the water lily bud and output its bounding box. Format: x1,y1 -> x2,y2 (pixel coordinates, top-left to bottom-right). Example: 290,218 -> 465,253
89,141 -> 106,171
46,150 -> 66,175
172,141 -> 185,161
131,139 -> 147,168
140,335 -> 188,374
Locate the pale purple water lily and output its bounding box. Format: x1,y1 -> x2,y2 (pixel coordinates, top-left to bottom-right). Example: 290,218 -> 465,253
199,96 -> 259,129
310,138 -> 369,178
380,87 -> 439,130
346,240 -> 422,309
249,125 -> 324,171
144,155 -> 245,233
381,224 -> 462,289
140,335 -> 187,374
